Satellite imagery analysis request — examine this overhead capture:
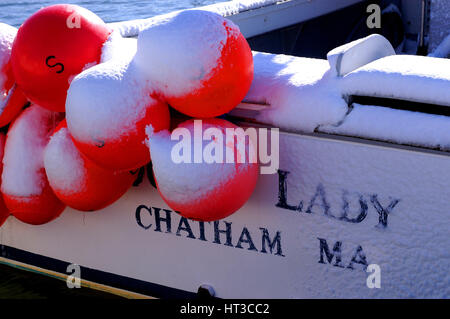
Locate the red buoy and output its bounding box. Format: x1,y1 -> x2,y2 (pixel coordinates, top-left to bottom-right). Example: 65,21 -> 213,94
44,120 -> 137,211
148,118 -> 259,221
66,59 -> 171,172
134,10 -> 253,118
0,133 -> 9,227
1,104 -> 65,225
0,23 -> 28,127
11,4 -> 110,112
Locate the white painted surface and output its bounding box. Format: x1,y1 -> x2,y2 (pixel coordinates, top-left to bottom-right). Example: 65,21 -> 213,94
109,0 -> 365,38
327,34 -> 395,77
342,55 -> 450,107
243,52 -> 347,133
0,131 -> 449,298
320,103 -> 450,151
239,51 -> 450,151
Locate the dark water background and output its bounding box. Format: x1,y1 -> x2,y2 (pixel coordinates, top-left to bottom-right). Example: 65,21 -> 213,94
0,0 -> 225,299
0,0 -> 225,27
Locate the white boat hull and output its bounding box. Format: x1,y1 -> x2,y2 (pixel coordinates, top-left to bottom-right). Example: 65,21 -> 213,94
0,130 -> 449,298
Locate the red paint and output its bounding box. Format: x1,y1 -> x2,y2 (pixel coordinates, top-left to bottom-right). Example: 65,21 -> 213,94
46,120 -> 136,211
2,105 -> 65,225
11,4 -> 110,112
3,182 -> 65,225
71,97 -> 171,172
166,26 -> 253,118
155,119 -> 259,222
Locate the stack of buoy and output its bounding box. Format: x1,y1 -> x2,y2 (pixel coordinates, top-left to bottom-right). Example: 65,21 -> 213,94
0,4 -> 258,226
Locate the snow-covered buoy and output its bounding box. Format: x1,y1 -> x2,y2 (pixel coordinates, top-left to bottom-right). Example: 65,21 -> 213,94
135,10 -> 253,118
66,54 -> 171,172
44,120 -> 137,211
147,118 -> 259,221
11,4 -> 110,112
0,23 -> 27,127
0,133 -> 9,227
1,105 -> 65,225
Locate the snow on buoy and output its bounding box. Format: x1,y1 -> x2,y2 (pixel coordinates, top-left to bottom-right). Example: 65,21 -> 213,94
0,133 -> 9,227
134,10 -> 253,118
0,23 -> 28,127
44,120 -> 136,211
66,54 -> 171,172
11,4 -> 111,112
147,118 -> 259,221
1,104 -> 65,225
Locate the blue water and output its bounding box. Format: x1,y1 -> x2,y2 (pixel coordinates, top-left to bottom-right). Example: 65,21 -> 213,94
0,0 -> 227,27
0,0 -> 227,299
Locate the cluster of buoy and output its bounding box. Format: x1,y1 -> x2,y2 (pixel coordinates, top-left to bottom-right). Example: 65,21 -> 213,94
0,4 -> 258,226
